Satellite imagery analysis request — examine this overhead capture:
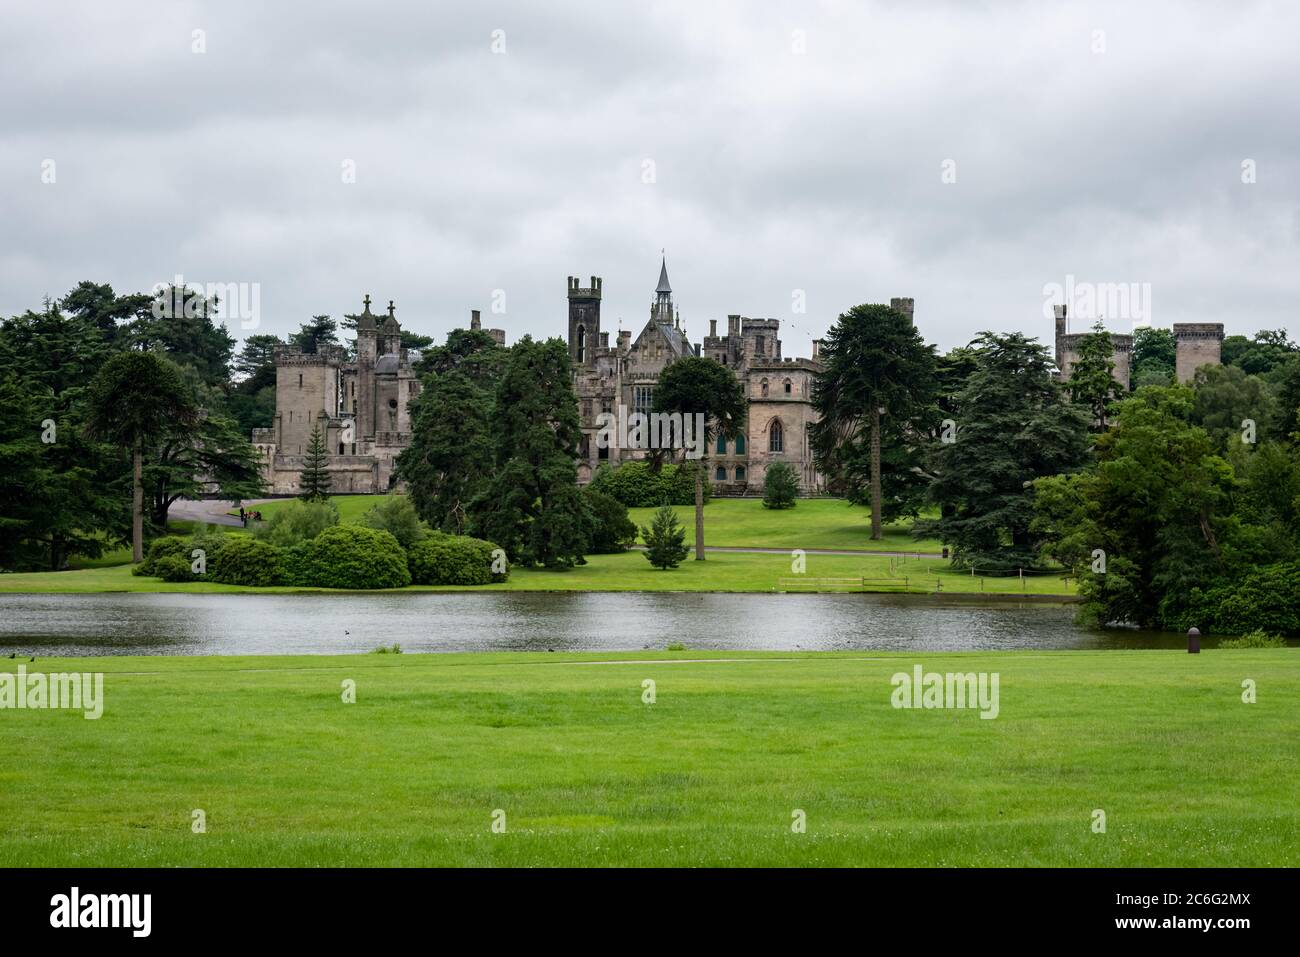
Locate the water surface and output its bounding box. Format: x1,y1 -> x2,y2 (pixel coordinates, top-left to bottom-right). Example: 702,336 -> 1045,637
0,592 -> 1196,656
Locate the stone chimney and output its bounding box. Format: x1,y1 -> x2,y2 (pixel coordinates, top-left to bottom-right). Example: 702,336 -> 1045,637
471,309 -> 481,331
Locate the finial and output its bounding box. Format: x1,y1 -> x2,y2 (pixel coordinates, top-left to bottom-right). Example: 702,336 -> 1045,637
363,293 -> 372,313
387,300 -> 395,318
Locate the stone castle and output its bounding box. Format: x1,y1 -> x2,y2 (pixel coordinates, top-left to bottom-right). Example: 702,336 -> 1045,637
1052,304 -> 1223,386
254,260 -> 841,495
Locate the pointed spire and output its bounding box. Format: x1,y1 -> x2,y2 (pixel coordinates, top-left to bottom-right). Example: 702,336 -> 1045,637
656,255 -> 672,294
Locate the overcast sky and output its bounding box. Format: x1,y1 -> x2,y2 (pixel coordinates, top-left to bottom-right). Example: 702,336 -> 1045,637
2,0 -> 1297,357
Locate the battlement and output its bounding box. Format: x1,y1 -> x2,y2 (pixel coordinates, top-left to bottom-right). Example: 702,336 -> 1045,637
274,344 -> 347,365
890,297 -> 915,321
1173,323 -> 1225,340
567,275 -> 603,299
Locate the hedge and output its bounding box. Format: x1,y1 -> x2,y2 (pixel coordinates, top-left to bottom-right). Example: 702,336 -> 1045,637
209,537 -> 287,587
408,533 -> 507,586
300,525 -> 411,590
587,460 -> 707,507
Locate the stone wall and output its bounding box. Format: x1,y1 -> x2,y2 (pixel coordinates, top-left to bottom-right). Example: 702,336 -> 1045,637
1174,323 -> 1225,383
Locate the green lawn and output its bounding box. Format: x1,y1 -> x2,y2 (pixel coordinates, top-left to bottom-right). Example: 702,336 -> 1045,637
244,495 -> 946,553
1,649 -> 1294,866
0,548 -> 1074,596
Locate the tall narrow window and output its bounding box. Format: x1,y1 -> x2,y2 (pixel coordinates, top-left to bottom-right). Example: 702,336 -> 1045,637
736,433 -> 746,454
760,379 -> 769,397
576,325 -> 586,363
716,434 -> 727,455
784,379 -> 792,394
769,419 -> 783,453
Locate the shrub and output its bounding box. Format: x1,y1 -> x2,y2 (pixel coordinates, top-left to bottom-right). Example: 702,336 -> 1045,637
588,461 -> 707,507
762,461 -> 799,509
154,554 -> 197,582
253,500 -> 339,548
582,488 -> 636,553
641,504 -> 689,569
187,529 -> 229,569
135,536 -> 191,576
407,532 -> 506,586
281,542 -> 313,587
1218,630 -> 1287,649
209,537 -> 287,587
360,495 -> 427,550
1185,562 -> 1300,636
300,525 -> 411,589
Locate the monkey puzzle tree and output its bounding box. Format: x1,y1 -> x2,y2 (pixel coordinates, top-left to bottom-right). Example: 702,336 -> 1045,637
810,303 -> 938,539
85,351 -> 197,562
653,356 -> 747,560
298,423 -> 332,502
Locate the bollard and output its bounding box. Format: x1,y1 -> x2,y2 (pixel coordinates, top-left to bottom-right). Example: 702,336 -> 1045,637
1187,627 -> 1201,654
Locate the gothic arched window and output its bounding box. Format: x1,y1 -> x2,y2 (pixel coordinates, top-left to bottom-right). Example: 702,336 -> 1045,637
760,378 -> 769,397
769,419 -> 784,453
576,325 -> 586,363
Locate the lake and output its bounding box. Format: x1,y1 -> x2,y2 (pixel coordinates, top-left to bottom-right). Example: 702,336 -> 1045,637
0,592 -> 1196,656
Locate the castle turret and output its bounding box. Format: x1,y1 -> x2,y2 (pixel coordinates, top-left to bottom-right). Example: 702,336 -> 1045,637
567,275 -> 602,365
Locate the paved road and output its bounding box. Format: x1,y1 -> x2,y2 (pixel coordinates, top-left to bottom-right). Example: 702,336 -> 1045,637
167,498 -> 257,528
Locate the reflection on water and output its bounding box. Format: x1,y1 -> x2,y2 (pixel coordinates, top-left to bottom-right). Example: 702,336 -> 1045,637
0,592 -> 1204,657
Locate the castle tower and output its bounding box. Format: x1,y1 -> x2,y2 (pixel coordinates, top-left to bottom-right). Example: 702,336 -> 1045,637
567,275 -> 602,365
379,300 -> 402,356
355,294 -> 378,440
1174,323 -> 1225,383
652,256 -> 673,325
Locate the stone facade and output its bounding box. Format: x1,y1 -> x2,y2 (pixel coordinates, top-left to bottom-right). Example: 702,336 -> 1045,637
1053,304 -> 1133,386
1173,323 -> 1224,383
255,262 -> 891,497
1052,305 -> 1223,388
570,258 -> 837,493
253,296 -> 423,494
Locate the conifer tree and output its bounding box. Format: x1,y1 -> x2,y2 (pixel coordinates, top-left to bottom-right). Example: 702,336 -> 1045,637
641,504 -> 689,569
298,423 -> 332,502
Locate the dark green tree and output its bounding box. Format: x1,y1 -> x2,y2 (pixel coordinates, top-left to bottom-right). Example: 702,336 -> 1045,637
1130,326 -> 1176,387
85,351 -> 197,562
1033,385 -> 1238,628
413,327 -> 507,385
641,504 -> 689,569
930,332 -> 1090,569
396,370 -> 494,534
653,356 -> 746,560
123,285 -> 235,387
582,487 -> 637,553
762,461 -> 799,509
297,423 -> 332,502
810,303 -> 938,538
289,316 -> 340,355
60,281 -> 151,345
1190,364 -> 1275,452
472,337 -> 591,568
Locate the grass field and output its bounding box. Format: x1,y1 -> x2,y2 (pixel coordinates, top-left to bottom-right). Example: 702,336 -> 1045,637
243,495 -> 947,553
1,649 -> 1294,867
0,548 -> 1074,596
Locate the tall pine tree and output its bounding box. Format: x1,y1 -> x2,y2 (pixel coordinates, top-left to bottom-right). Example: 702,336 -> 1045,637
298,423 -> 332,502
